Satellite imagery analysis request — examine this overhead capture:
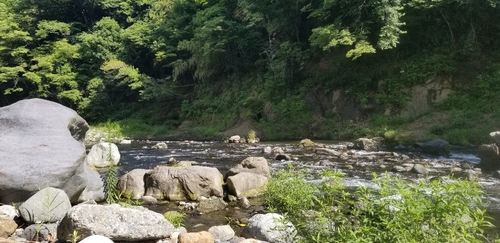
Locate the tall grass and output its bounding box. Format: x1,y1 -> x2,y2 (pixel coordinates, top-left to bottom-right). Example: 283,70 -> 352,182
264,166 -> 495,242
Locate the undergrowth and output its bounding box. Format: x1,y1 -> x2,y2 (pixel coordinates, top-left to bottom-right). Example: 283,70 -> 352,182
264,165 -> 496,243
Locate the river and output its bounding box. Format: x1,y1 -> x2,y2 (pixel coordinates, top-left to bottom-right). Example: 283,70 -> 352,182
102,140 -> 500,238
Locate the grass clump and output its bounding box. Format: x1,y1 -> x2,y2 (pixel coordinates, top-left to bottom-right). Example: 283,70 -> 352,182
164,210 -> 186,228
264,165 -> 495,243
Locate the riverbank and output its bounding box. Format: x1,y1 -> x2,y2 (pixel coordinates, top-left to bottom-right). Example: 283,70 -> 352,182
87,107 -> 498,146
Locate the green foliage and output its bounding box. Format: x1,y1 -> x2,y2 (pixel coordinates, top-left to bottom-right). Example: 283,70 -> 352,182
78,17 -> 124,64
91,119 -> 175,139
25,39 -> 82,105
164,210 -> 186,228
263,165 -> 318,214
1,0 -> 500,143
247,130 -> 256,141
0,2 -> 32,96
70,230 -> 81,243
35,21 -> 71,40
104,165 -> 120,204
258,95 -> 315,140
264,167 -> 495,242
425,66 -> 500,145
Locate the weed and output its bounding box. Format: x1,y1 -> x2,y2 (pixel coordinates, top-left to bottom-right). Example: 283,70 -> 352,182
104,165 -> 119,204
264,166 -> 495,242
164,211 -> 186,228
70,229 -> 80,243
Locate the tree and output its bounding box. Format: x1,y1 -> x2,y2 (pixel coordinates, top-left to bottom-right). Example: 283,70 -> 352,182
0,2 -> 32,104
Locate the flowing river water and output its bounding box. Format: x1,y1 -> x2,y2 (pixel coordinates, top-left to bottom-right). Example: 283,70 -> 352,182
102,140 -> 500,238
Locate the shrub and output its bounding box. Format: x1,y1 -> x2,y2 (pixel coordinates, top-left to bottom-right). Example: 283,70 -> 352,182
264,167 -> 495,243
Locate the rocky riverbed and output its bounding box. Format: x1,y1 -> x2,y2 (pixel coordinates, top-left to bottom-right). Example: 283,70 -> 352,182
110,139 -> 500,235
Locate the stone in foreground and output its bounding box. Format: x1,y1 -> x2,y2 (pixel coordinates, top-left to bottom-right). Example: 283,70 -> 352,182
18,187 -> 71,224
0,98 -> 104,204
241,213 -> 296,243
57,204 -> 174,242
227,172 -> 268,198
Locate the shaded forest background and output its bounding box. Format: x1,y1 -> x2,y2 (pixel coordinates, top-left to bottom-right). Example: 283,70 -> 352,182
1,0 -> 500,143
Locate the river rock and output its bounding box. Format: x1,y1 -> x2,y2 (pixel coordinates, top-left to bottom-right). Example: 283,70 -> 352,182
57,204 -> 174,242
229,135 -> 241,143
0,219 -> 17,238
22,223 -> 57,242
117,169 -> 151,200
79,235 -> 114,243
238,197 -> 251,209
275,154 -> 291,161
208,225 -> 235,241
227,172 -> 268,198
237,239 -> 269,243
0,99 -> 104,204
241,213 -> 296,243
179,231 -> 214,243
197,197 -> 227,214
141,195 -> 158,204
411,164 -> 427,174
144,166 -> 224,201
299,139 -> 314,147
315,148 -> 342,157
86,142 -> 121,167
351,137 -> 382,151
478,143 -> 500,170
417,139 -> 450,156
271,147 -> 284,155
392,165 -> 407,172
152,142 -> 168,149
263,146 -> 272,154
490,131 -> 500,146
226,157 -> 270,178
0,206 -> 17,220
18,187 -> 71,224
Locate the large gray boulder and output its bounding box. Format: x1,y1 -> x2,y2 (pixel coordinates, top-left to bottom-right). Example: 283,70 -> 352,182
0,98 -> 104,204
117,169 -> 151,200
144,166 -> 224,201
241,213 -> 296,243
86,142 -> 121,168
18,187 -> 71,224
57,204 -> 174,242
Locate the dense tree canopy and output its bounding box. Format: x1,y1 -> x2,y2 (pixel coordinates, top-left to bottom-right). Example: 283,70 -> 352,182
0,0 -> 499,129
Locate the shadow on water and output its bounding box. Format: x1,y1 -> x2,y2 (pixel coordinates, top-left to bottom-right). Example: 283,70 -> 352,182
95,140 -> 500,237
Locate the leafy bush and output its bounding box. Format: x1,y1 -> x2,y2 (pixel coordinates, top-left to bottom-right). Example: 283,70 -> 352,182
264,167 -> 495,243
